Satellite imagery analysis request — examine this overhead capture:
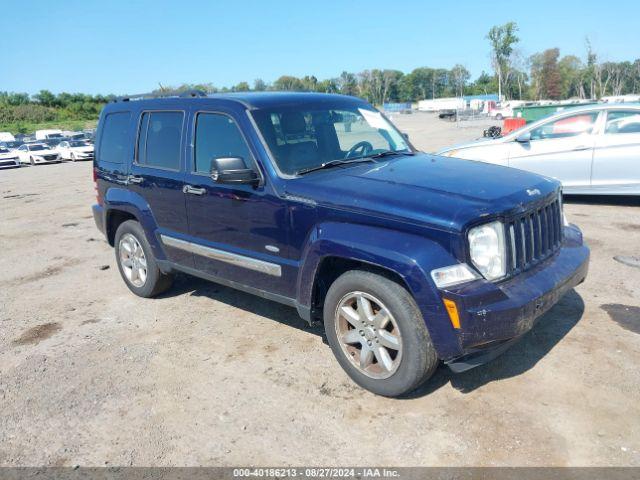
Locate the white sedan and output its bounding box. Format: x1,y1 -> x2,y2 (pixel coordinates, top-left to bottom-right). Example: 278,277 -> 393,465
56,140 -> 94,161
0,147 -> 20,169
16,143 -> 61,165
438,103 -> 640,195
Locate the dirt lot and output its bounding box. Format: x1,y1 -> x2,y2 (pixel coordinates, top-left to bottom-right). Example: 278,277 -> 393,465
1,113 -> 639,467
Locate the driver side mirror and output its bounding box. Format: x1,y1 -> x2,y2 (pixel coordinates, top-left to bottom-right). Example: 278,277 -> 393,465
211,157 -> 259,187
515,132 -> 531,143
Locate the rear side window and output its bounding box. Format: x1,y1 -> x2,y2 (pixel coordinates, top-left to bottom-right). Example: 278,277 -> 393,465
605,110 -> 640,134
99,112 -> 131,163
136,111 -> 183,170
194,113 -> 253,173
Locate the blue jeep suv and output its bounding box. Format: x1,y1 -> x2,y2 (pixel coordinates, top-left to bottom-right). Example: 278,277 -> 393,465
92,91 -> 589,397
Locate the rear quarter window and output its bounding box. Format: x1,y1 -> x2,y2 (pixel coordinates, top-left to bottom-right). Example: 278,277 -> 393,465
136,111 -> 183,170
99,112 -> 131,163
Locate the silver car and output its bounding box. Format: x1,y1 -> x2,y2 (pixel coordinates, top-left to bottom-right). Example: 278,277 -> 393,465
438,104 -> 640,195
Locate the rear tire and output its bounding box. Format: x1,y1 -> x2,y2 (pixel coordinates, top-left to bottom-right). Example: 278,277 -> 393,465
114,220 -> 173,298
324,270 -> 438,397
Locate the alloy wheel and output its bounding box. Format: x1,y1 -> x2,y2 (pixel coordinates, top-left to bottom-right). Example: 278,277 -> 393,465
118,233 -> 148,287
334,291 -> 402,379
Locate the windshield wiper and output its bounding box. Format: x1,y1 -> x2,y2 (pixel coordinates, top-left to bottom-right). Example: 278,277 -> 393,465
295,157 -> 377,176
365,149 -> 415,159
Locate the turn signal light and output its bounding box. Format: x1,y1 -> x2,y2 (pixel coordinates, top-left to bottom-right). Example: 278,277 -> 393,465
443,298 -> 461,329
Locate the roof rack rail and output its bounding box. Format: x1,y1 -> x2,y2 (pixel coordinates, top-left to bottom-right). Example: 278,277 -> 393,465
112,89 -> 208,103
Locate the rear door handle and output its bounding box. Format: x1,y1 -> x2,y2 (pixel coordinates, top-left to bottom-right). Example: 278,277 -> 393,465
127,175 -> 144,184
183,185 -> 206,196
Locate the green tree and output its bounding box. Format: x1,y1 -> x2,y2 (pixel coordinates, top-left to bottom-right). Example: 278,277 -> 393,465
532,48 -> 562,99
450,64 -> 470,97
558,55 -> 584,98
487,22 -> 519,100
273,75 -> 304,91
33,90 -> 58,107
232,81 -> 250,92
467,71 -> 498,95
253,78 -> 267,91
337,71 -> 358,96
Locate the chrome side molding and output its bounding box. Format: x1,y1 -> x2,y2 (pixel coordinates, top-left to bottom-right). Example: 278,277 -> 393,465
160,235 -> 282,277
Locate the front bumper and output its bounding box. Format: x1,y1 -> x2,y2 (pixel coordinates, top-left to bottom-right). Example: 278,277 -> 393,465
439,224 -> 589,371
72,153 -> 94,160
33,156 -> 61,164
0,159 -> 20,169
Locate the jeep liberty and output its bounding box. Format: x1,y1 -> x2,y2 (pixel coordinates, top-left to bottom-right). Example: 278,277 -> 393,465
92,91 -> 589,397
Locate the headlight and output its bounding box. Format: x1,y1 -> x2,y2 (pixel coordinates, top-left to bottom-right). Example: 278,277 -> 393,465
559,191 -> 570,226
468,220 -> 506,281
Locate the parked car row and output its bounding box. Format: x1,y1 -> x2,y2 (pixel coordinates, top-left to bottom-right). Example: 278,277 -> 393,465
0,138 -> 94,169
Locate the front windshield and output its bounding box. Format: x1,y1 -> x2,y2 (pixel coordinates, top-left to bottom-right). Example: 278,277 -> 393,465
252,104 -> 410,175
29,144 -> 46,151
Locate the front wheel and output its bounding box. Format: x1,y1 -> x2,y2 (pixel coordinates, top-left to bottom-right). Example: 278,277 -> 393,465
324,270 -> 438,397
114,220 -> 173,297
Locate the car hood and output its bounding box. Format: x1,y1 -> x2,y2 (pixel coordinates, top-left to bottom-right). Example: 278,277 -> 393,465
284,153 -> 559,232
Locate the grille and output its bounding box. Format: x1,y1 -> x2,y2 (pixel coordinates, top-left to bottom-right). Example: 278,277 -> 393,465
505,195 -> 563,276
44,154 -> 58,160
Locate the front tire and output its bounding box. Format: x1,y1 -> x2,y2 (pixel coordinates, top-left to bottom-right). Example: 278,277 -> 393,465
114,220 -> 173,297
70,152 -> 75,162
324,270 -> 438,397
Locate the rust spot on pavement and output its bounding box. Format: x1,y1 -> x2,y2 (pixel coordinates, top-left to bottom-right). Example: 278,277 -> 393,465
617,223 -> 640,231
13,322 -> 62,346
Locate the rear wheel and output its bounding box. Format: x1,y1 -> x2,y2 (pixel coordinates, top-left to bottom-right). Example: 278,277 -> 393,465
114,220 -> 173,297
324,270 -> 438,397
495,113 -> 503,120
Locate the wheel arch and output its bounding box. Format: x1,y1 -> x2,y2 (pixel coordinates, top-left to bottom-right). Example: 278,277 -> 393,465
296,223 -> 458,330
296,222 -> 461,358
103,187 -> 165,259
310,256 -> 412,318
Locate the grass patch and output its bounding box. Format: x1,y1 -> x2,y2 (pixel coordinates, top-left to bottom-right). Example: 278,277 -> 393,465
0,118 -> 98,134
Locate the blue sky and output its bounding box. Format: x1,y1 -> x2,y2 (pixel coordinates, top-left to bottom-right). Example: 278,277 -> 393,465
3,0 -> 639,95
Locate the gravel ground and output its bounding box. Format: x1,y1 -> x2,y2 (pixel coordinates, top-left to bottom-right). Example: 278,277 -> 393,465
0,113 -> 639,466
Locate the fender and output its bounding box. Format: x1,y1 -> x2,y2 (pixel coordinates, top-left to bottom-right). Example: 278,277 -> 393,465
296,222 -> 466,358
103,187 -> 166,260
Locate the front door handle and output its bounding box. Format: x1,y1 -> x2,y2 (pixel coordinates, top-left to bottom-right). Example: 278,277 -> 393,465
128,175 -> 144,184
183,185 -> 206,196
573,145 -> 591,151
